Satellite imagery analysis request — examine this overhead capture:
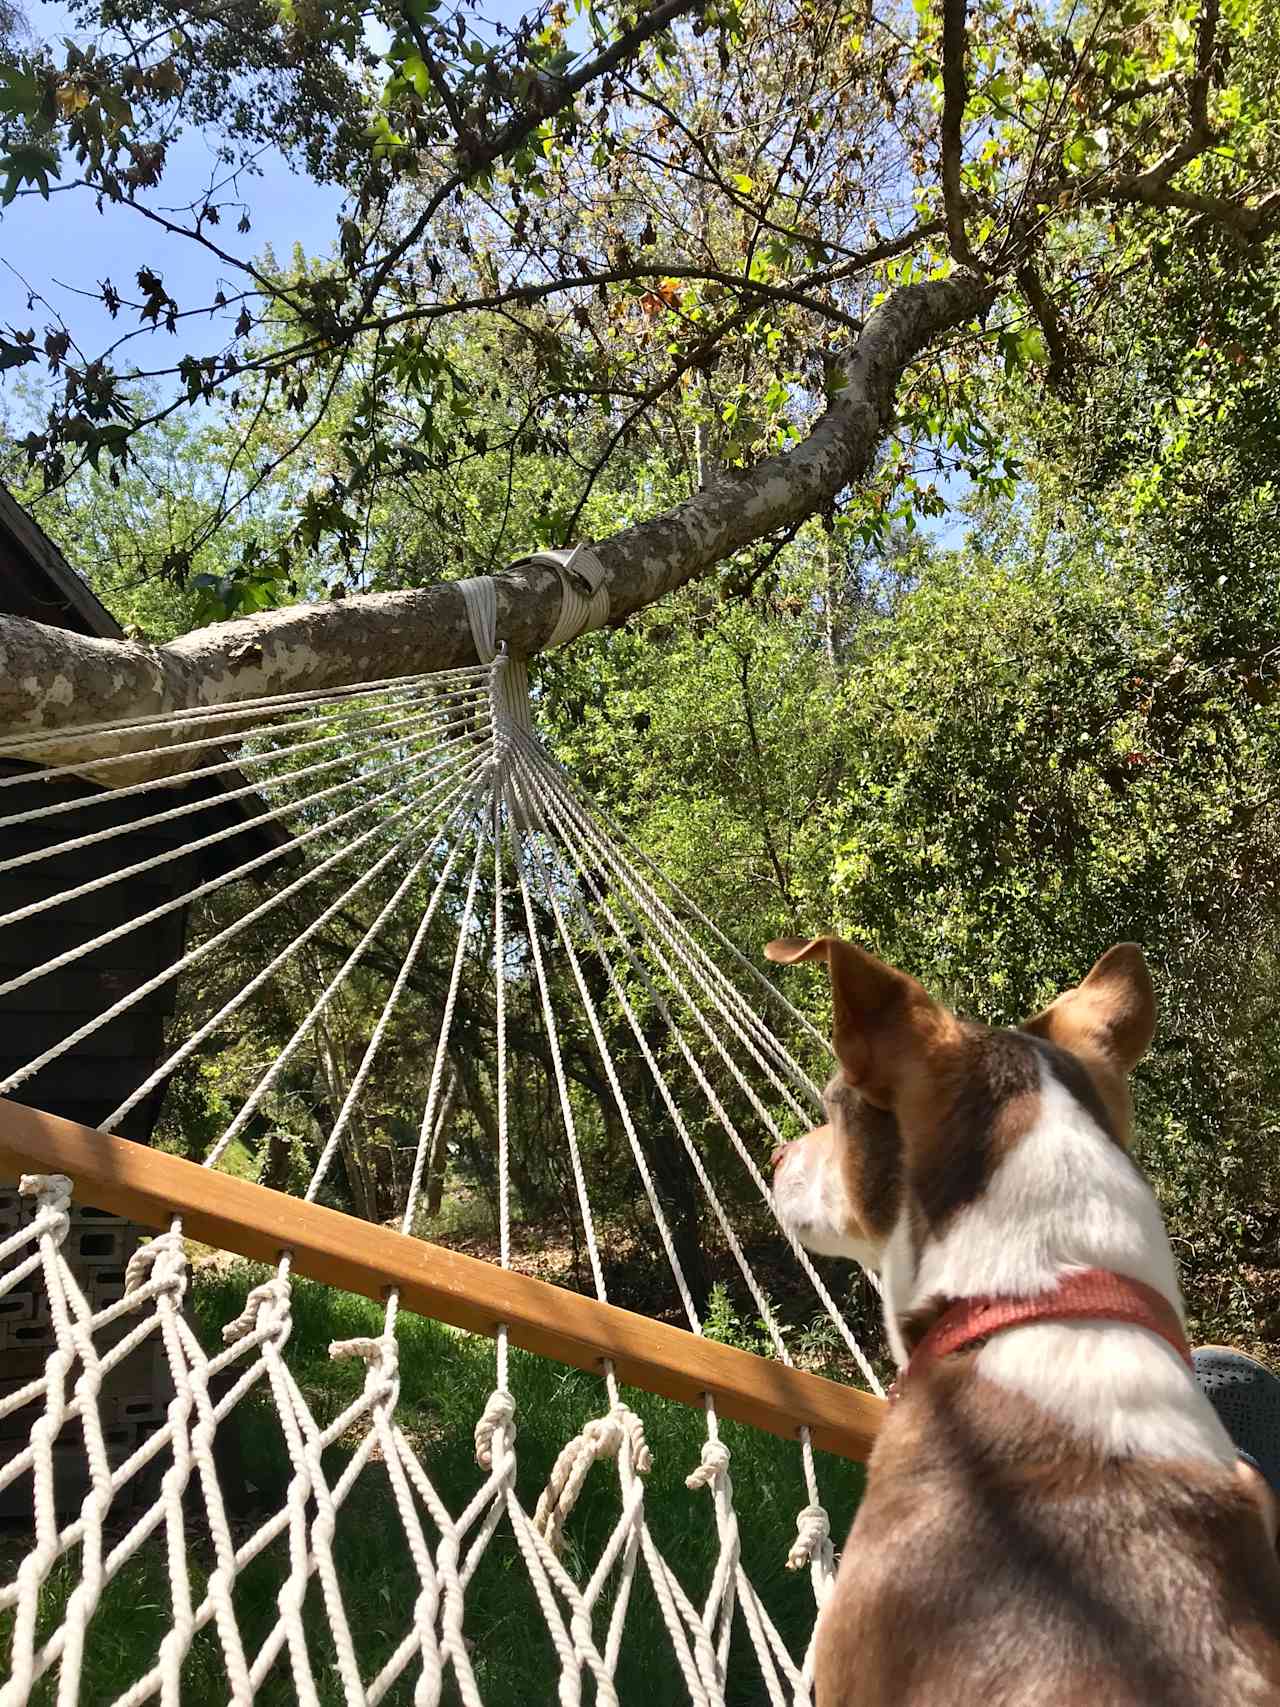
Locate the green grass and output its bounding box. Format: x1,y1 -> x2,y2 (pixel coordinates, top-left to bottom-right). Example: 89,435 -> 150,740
2,1266 -> 865,1704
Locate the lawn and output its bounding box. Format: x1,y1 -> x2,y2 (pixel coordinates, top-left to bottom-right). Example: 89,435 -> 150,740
2,1264 -> 867,1704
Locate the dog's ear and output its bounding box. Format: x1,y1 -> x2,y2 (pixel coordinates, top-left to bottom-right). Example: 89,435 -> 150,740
764,935 -> 946,1107
1021,943 -> 1155,1075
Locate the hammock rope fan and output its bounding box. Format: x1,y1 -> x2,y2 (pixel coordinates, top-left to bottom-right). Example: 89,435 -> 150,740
0,627 -> 885,1706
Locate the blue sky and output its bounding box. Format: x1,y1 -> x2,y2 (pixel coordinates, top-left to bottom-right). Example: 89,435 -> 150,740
0,0 -> 347,368
0,0 -> 568,371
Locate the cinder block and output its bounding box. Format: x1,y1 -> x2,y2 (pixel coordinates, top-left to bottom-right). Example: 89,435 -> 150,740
0,1208 -> 187,1523
0,1221 -> 38,1276
85,1266 -> 127,1314
6,1395 -> 128,1448
118,1393 -> 168,1430
0,1435 -> 133,1520
1,1347 -> 50,1383
0,1286 -> 35,1324
68,1225 -> 128,1266
67,1204 -> 120,1227
0,1317 -> 54,1354
0,1183 -> 28,1233
0,1378 -> 41,1442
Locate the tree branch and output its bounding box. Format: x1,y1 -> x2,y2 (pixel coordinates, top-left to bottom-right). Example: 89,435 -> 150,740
0,271 -> 994,770
1108,176 -> 1280,236
1016,262 -> 1071,391
735,649 -> 798,914
940,0 -> 978,269
365,0 -> 705,301
402,12 -> 468,138
562,302 -> 756,539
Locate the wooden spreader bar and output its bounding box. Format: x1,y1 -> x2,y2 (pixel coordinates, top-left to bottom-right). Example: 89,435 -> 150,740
1,1097 -> 884,1461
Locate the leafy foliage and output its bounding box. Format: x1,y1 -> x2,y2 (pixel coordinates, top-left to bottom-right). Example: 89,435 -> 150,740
3,0 -> 1279,613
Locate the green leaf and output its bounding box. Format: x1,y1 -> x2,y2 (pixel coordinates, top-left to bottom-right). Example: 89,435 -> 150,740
0,143 -> 61,205
0,61 -> 45,121
402,54 -> 431,98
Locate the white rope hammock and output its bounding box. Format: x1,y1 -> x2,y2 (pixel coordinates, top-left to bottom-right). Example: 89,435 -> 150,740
0,650 -> 882,1706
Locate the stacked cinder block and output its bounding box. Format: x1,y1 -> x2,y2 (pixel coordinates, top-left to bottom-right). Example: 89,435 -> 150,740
0,1184 -> 170,1518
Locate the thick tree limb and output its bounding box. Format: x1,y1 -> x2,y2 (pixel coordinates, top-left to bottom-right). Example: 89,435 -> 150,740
940,0 -> 978,269
0,271 -> 993,776
1108,176 -> 1280,236
1091,0 -> 1276,236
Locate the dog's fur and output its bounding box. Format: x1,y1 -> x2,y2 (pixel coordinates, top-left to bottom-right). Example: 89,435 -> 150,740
766,936 -> 1280,1706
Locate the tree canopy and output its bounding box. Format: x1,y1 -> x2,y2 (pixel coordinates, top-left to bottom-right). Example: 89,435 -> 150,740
0,0 -> 1277,667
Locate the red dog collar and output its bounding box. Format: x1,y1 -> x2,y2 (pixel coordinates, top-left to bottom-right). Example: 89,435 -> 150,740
891,1268 -> 1192,1402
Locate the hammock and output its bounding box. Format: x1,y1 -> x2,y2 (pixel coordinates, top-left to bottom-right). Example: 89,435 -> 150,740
0,647 -> 884,1706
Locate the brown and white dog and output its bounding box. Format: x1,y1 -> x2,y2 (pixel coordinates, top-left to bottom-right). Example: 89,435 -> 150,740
766,935 -> 1280,1707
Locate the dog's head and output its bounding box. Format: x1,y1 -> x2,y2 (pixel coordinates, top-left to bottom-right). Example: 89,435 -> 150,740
766,936 -> 1155,1293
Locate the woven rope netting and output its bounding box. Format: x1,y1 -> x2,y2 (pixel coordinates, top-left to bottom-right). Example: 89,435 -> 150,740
0,652 -> 881,1706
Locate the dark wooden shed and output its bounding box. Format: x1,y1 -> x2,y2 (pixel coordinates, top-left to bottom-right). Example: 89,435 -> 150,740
0,483 -> 286,1137
0,485 -> 280,1511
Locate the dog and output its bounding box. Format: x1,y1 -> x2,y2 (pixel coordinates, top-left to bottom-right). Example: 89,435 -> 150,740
766,936 -> 1280,1706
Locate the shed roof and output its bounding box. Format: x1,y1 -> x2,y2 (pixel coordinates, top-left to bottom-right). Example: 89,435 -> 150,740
0,481 -> 292,858
0,483 -> 125,638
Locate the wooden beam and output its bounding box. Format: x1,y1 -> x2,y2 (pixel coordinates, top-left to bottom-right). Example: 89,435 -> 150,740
0,1098 -> 884,1461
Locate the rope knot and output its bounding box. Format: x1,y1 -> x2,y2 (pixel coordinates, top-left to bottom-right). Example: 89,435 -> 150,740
474,1388 -> 517,1470
329,1334 -> 399,1404
222,1276 -> 292,1345
19,1173 -> 72,1238
123,1229 -> 187,1297
20,1171 -> 72,1209
533,1404 -> 650,1551
685,1439 -> 731,1492
787,1502 -> 834,1573
617,1405 -> 653,1477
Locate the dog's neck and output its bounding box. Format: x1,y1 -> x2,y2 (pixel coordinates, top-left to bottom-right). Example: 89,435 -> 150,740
877,1054 -> 1237,1470
880,1055 -> 1182,1360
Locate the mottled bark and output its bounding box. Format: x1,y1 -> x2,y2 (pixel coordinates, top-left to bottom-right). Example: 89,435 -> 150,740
0,272 -> 991,779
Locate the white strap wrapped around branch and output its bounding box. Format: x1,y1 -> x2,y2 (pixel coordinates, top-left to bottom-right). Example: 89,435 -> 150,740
457,544 -> 610,665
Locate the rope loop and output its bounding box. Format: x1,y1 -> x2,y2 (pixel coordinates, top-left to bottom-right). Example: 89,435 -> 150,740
123,1228 -> 188,1301
222,1275 -> 292,1345
533,1404 -> 650,1551
618,1404 -> 653,1477
474,1387 -> 517,1469
329,1333 -> 399,1405
786,1503 -> 834,1574
685,1439 -> 731,1493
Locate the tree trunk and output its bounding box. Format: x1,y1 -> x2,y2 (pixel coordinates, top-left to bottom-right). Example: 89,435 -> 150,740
423,1064 -> 459,1218
314,1014 -> 379,1223
449,1049 -> 508,1235
640,1085 -> 711,1317
259,1127 -> 294,1193
0,272 -> 992,773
